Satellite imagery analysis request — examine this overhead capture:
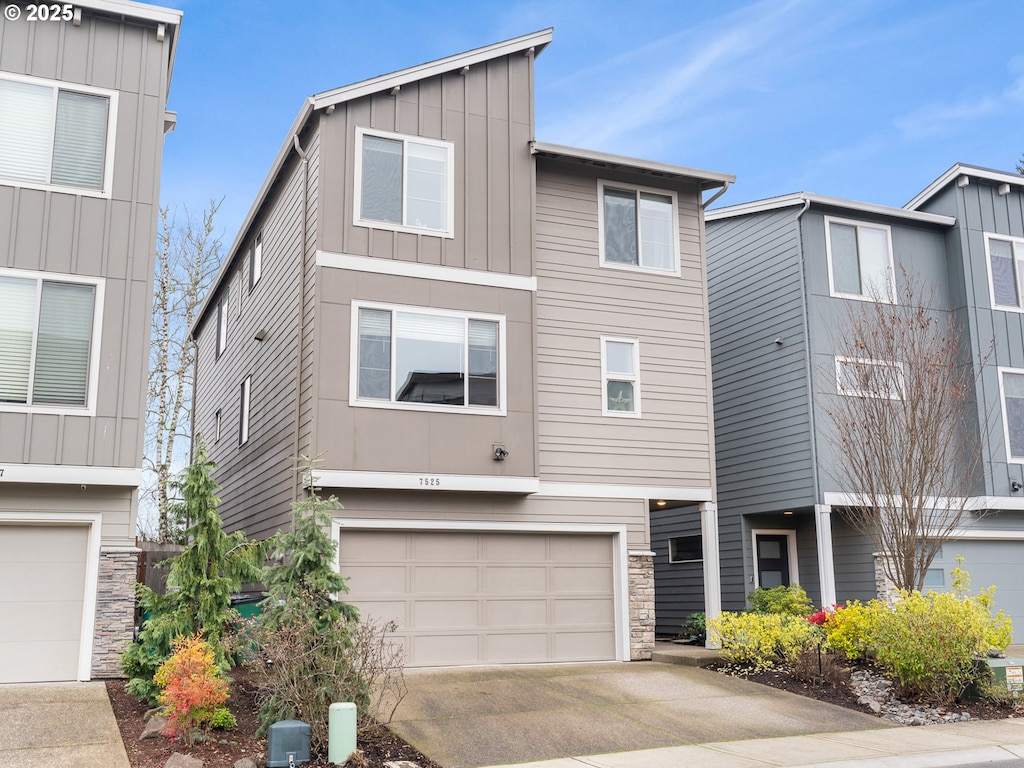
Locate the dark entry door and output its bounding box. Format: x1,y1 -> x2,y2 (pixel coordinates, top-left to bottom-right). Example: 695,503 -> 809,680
755,533 -> 791,589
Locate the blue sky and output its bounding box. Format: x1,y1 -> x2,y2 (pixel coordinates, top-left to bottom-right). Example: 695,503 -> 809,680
161,0 -> 1024,247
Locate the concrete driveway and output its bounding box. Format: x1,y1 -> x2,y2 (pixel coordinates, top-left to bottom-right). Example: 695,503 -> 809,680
0,682 -> 129,768
388,661 -> 891,768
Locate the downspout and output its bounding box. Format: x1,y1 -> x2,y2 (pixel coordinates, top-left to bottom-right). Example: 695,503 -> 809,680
701,180 -> 731,210
794,196 -> 819,501
291,131 -> 309,502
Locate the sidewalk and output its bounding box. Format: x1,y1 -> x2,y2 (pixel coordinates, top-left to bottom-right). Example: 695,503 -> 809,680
481,718 -> 1024,768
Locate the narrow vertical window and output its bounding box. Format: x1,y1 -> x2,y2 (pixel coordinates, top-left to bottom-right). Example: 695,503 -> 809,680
987,234 -> 1024,310
239,376 -> 251,446
249,233 -> 263,291
1001,369 -> 1024,461
236,264 -> 244,316
601,337 -> 641,416
214,408 -> 222,443
216,295 -> 227,358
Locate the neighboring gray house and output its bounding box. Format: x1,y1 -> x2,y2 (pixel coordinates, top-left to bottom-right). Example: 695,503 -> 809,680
655,165 -> 1024,639
0,0 -> 180,682
191,30 -> 734,666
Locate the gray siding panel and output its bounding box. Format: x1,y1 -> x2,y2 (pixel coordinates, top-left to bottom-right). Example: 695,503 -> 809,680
831,512 -> 877,604
651,506 -> 705,635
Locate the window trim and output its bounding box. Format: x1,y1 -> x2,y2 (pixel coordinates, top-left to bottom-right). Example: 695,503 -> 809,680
998,366 -> 1024,463
238,376 -> 251,446
249,232 -> 263,292
349,300 -> 507,416
597,180 -> 681,276
835,355 -> 904,400
668,534 -> 703,564
216,294 -> 227,358
0,266 -> 104,416
601,336 -> 642,418
750,528 -> 801,590
984,232 -> 1024,313
823,215 -> 896,303
353,127 -> 455,239
0,72 -> 118,199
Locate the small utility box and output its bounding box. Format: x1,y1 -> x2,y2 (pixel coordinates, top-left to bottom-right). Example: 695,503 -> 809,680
267,719 -> 311,767
970,657 -> 1024,699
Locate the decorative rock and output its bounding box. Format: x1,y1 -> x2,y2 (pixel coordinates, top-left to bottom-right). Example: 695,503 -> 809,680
140,714 -> 169,740
164,754 -> 204,768
144,706 -> 165,722
848,668 -> 972,725
233,759 -> 259,768
384,761 -> 422,768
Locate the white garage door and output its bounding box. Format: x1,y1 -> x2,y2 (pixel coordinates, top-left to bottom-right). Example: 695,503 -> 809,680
0,524 -> 89,683
937,540 -> 1024,644
339,530 -> 617,666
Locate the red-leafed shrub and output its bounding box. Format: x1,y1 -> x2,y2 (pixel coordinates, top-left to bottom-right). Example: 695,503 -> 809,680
154,633 -> 235,744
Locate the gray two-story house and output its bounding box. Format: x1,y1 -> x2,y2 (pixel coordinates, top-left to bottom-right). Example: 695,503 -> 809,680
191,30 -> 734,665
0,0 -> 180,682
654,165 -> 1024,639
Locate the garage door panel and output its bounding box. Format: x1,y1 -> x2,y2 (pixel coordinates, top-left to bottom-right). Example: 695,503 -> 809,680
485,566 -> 546,593
486,633 -> 548,662
344,565 -> 406,594
937,541 -> 1024,642
549,535 -> 612,562
0,640 -> 80,683
486,599 -> 547,627
0,600 -> 83,641
413,634 -> 480,665
482,534 -> 547,562
339,530 -> 406,560
553,598 -> 614,627
351,599 -> 407,627
413,565 -> 478,593
555,631 -> 616,660
552,566 -> 613,592
413,533 -> 478,560
413,600 -> 479,628
0,525 -> 87,562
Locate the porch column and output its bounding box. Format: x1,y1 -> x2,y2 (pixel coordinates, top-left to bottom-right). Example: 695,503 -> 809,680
699,502 -> 722,648
815,504 -> 837,608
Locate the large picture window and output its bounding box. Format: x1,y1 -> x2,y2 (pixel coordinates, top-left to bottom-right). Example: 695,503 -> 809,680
599,181 -> 678,273
985,233 -> 1024,311
0,268 -> 103,412
355,128 -> 454,237
352,303 -> 504,414
825,217 -> 895,302
0,74 -> 115,194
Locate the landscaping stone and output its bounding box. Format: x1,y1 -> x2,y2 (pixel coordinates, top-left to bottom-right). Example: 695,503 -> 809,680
849,669 -> 973,725
141,713 -> 169,739
383,761 -> 422,768
144,705 -> 165,721
164,753 -> 204,768
232,759 -> 259,768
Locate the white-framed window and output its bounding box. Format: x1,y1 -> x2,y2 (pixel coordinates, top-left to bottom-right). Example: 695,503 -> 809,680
0,72 -> 117,196
236,264 -> 244,316
249,233 -> 263,291
239,376 -> 251,446
354,127 -> 454,238
0,267 -> 104,414
824,216 -> 895,302
214,408 -> 222,443
668,535 -> 702,563
351,302 -> 505,415
984,233 -> 1024,312
835,356 -> 904,400
598,181 -> 679,274
999,367 -> 1024,462
601,336 -> 641,417
216,294 -> 227,358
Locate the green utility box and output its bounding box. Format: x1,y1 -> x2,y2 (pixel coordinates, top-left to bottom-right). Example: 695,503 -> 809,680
987,658 -> 1024,693
230,592 -> 266,618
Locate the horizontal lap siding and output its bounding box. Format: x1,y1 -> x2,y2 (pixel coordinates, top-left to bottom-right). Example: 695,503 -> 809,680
535,166 -> 714,490
651,506 -> 705,634
0,484 -> 132,542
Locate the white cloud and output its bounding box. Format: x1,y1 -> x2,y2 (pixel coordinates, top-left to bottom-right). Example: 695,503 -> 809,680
894,67 -> 1024,140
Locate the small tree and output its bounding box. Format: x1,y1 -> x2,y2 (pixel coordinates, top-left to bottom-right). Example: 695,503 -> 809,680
825,275 -> 988,592
123,441 -> 264,703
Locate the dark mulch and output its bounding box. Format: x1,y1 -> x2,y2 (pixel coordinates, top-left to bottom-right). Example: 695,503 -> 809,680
106,670 -> 441,768
710,661 -> 1022,721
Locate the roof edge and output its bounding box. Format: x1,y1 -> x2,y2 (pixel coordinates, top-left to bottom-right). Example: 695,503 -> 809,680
531,141 -> 734,187
906,163 -> 1024,210
313,28 -> 553,110
78,0 -> 181,25
707,192 -> 955,226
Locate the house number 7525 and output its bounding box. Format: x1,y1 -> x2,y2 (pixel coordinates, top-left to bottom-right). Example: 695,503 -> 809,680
418,477 -> 440,487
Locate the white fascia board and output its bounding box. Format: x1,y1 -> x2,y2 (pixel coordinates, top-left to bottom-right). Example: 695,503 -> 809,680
537,482 -> 713,502
316,251 -> 536,291
707,193 -> 954,226
78,0 -> 182,25
0,464 -> 143,487
906,163 -> 1024,210
311,470 -> 539,494
191,98 -> 316,339
823,491 -> 1024,513
314,29 -> 553,110
531,141 -> 734,188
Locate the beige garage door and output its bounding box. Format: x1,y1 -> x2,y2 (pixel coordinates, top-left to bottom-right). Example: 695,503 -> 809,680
339,530 -> 617,666
0,524 -> 89,683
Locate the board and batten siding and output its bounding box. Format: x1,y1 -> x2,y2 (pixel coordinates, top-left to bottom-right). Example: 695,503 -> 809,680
533,164 -> 714,490
0,10 -> 173,476
316,53 -> 534,278
194,130 -> 318,542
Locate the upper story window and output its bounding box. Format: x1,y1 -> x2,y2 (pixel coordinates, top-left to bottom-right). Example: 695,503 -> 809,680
599,181 -> 679,274
239,375 -> 251,446
985,233 -> 1024,311
1000,368 -> 1024,462
351,302 -> 505,415
835,356 -> 903,400
601,336 -> 641,417
0,267 -> 103,414
0,73 -> 116,196
354,128 -> 454,238
825,217 -> 895,302
249,233 -> 263,291
216,294 -> 228,358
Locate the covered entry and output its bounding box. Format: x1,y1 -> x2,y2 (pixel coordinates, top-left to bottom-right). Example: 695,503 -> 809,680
0,523 -> 91,683
337,526 -> 619,666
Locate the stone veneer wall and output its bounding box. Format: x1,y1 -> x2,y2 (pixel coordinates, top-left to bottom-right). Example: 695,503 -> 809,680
873,553 -> 897,605
91,547 -> 139,678
628,552 -> 655,660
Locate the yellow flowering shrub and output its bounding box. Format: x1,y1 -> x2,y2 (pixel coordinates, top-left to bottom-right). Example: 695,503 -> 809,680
708,611 -> 821,671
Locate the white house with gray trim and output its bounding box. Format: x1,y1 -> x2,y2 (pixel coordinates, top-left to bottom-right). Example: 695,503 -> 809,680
190,30 -> 734,666
0,0 -> 180,682
671,165 -> 1024,640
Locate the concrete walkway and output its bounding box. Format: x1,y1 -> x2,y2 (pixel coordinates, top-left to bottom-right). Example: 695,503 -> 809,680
0,681 -> 130,768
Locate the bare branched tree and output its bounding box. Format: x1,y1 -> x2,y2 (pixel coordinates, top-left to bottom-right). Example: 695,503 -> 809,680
143,200 -> 223,542
825,274 -> 988,592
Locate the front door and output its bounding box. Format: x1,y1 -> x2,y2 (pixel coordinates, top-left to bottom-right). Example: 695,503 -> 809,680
755,533 -> 791,589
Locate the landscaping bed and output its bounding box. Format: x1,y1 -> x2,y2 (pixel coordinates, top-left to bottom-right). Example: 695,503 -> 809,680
106,668 -> 441,768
